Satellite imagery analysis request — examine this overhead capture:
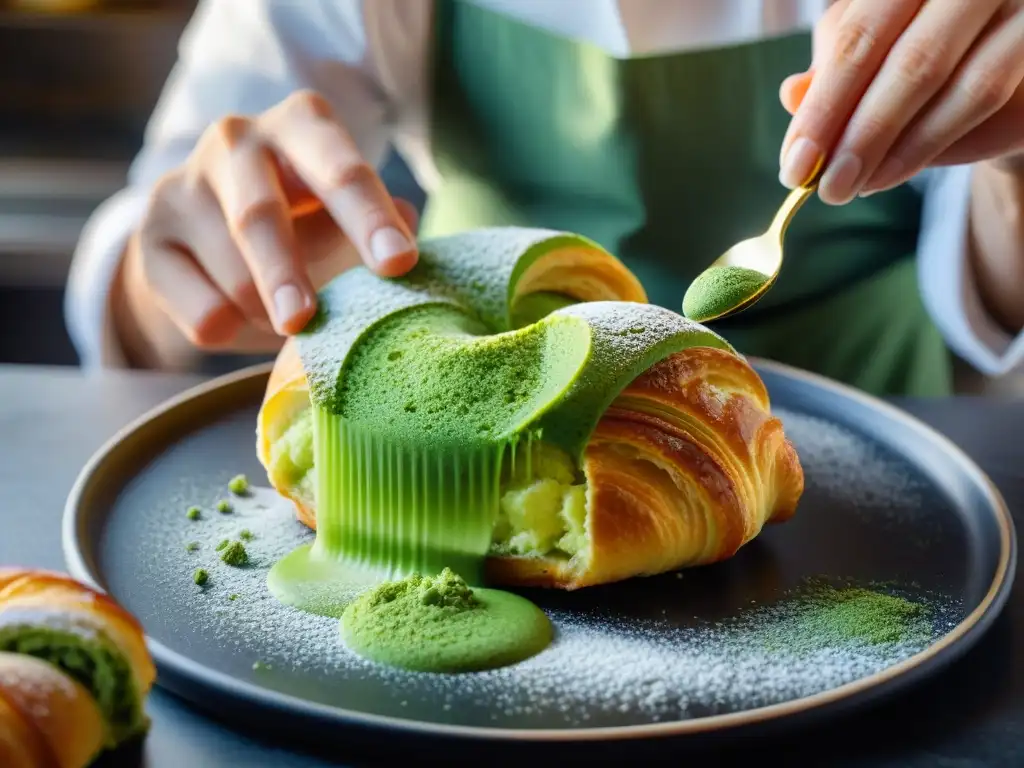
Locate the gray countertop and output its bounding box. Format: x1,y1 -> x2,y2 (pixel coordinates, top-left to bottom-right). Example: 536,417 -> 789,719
2,363 -> 1023,767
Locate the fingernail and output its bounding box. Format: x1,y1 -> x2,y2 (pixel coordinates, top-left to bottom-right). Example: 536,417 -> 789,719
369,226 -> 413,266
819,152 -> 863,205
779,137 -> 823,189
273,284 -> 308,329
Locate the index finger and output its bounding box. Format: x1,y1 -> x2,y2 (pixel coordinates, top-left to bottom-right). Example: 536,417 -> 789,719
779,0 -> 924,190
259,90 -> 418,278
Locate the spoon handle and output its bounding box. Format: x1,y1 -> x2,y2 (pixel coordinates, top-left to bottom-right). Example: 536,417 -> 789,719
768,162 -> 826,239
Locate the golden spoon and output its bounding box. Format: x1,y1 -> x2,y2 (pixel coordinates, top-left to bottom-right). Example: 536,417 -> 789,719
682,160 -> 825,323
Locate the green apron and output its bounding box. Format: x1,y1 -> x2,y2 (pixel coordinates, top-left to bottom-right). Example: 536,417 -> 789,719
419,0 -> 953,397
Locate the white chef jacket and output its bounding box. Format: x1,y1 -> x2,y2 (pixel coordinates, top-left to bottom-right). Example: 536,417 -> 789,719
64,0 -> 1024,377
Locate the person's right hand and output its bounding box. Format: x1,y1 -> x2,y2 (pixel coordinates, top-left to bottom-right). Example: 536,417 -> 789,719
123,89 -> 420,352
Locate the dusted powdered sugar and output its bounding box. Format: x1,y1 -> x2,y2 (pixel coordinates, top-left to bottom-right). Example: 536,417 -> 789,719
166,494 -> 957,725
774,407 -> 940,539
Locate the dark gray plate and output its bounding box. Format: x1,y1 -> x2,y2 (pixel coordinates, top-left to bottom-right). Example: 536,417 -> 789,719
62,360 -> 1015,757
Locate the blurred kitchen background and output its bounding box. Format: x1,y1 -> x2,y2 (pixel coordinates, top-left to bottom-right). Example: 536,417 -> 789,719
0,0 -> 1017,394
0,0 -> 194,365
0,0 -> 425,368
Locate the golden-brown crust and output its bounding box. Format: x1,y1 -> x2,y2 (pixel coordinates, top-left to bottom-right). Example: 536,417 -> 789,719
260,340 -> 804,590
0,689 -> 56,768
0,653 -> 104,768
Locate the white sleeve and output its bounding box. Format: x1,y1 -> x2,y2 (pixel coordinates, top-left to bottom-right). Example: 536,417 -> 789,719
64,0 -> 394,371
916,163 -> 1024,377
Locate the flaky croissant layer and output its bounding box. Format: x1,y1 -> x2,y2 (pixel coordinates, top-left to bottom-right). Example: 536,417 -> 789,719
259,341 -> 803,591
486,346 -> 802,589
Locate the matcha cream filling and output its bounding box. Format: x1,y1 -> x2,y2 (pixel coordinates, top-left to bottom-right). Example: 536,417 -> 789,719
269,408 -> 589,560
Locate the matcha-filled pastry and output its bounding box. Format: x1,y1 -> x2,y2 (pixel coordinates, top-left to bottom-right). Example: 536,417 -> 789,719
258,227 -> 804,590
0,569 -> 156,759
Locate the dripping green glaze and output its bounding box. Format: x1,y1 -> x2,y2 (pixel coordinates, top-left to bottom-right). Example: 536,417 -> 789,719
266,410 -> 577,616
340,569 -> 552,673
682,265 -> 770,321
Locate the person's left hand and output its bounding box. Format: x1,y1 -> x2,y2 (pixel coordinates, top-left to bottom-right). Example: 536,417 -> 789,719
778,0 -> 1024,204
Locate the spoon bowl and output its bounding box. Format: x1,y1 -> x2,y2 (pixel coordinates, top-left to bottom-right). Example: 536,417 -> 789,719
683,165 -> 823,323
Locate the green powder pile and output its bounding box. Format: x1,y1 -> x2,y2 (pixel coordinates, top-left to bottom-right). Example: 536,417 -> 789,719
764,582 -> 931,654
682,265 -> 769,321
340,568 -> 552,673
364,568 -> 479,612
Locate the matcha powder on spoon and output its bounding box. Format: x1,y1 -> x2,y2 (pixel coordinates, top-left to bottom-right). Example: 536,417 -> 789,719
682,265 -> 770,322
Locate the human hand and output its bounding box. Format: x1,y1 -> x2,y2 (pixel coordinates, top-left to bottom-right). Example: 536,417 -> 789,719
125,89 -> 419,350
778,0 -> 1024,204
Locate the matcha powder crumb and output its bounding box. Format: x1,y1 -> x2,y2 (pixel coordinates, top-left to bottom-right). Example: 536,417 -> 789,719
228,474 -> 250,495
219,541 -> 249,566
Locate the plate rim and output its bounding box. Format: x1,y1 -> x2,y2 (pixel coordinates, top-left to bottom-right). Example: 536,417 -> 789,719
61,357 -> 1017,743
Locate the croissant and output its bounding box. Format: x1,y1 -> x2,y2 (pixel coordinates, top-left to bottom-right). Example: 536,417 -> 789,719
257,227 -> 803,590
0,568 -> 156,766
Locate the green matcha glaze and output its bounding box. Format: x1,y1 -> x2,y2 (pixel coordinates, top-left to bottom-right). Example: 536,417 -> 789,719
340,569 -> 553,673
682,265 -> 770,321
0,621 -> 147,747
296,228 -> 607,413
337,304 -> 591,447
